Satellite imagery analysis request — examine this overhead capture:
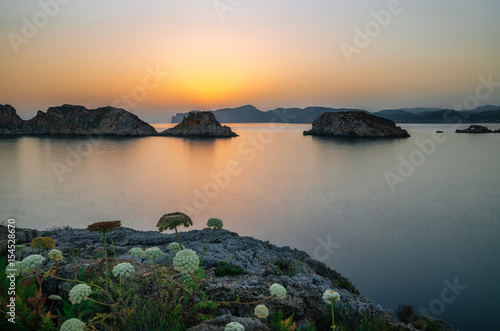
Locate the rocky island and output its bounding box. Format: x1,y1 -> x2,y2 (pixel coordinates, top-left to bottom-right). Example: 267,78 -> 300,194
3,224 -> 453,330
303,111 -> 410,138
0,104 -> 157,136
161,111 -> 238,138
455,125 -> 498,133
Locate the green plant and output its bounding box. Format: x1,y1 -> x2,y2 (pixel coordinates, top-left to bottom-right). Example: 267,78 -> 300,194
323,289 -> 340,330
30,237 -> 56,254
337,276 -> 352,290
395,304 -> 416,324
274,257 -> 301,276
270,310 -> 296,331
214,261 -> 245,277
157,212 -> 193,247
87,220 -> 122,289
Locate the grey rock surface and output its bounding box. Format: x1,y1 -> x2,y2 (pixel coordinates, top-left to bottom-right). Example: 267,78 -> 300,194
12,226 -> 449,330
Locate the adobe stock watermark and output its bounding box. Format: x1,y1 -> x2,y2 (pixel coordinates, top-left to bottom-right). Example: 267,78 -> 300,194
213,0 -> 243,21
453,74 -> 500,111
178,109 -> 295,216
385,73 -> 498,192
7,0 -> 72,54
384,131 -> 447,192
313,235 -> 341,262
51,134 -> 103,182
340,0 -> 411,64
419,277 -> 467,318
111,65 -> 168,110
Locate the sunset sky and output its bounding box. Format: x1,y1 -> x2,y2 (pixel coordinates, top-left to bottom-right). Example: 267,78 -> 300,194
1,0 -> 499,122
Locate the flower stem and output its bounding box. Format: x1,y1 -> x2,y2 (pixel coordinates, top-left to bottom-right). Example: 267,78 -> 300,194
109,231 -> 118,262
174,226 -> 183,249
331,301 -> 335,330
103,232 -> 109,290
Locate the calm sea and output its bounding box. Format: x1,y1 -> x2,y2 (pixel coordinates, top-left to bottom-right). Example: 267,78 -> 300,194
1,123 -> 499,330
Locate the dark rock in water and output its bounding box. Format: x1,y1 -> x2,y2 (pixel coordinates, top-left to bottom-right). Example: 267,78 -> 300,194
455,125 -> 494,133
303,111 -> 410,138
0,104 -> 158,136
0,104 -> 30,134
436,130 -> 444,133
161,111 -> 238,137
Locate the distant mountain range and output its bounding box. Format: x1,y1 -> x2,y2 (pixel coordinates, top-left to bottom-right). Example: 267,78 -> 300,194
171,105 -> 500,124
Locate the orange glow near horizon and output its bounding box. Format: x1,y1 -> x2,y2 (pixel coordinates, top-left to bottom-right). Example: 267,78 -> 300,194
1,1 -> 500,119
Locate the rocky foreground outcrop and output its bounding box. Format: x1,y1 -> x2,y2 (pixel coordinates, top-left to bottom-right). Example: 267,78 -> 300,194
0,104 -> 157,136
303,111 -> 410,138
9,226 -> 453,330
161,111 -> 238,137
455,125 -> 498,133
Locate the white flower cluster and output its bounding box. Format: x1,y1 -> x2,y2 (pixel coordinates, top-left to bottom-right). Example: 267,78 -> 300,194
167,242 -> 184,252
69,284 -> 92,305
144,247 -> 165,260
48,249 -> 63,261
60,318 -> 86,331
173,249 -> 200,274
112,262 -> 135,278
207,218 -> 223,230
269,283 -> 286,299
6,261 -> 25,277
224,322 -> 245,331
128,247 -> 145,258
48,294 -> 62,301
322,289 -> 340,305
254,304 -> 269,318
22,254 -> 45,270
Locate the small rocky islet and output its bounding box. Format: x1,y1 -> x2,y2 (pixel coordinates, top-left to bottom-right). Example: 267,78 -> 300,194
6,225 -> 454,330
455,125 -> 499,133
160,111 -> 238,138
303,111 -> 410,138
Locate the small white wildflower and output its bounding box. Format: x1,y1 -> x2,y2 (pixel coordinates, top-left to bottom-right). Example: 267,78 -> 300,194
6,261 -> 25,277
128,247 -> 145,258
322,289 -> 340,305
144,247 -> 165,260
254,304 -> 269,318
173,249 -> 200,274
167,242 -> 184,252
22,254 -> 45,270
60,318 -> 86,331
112,262 -> 135,278
69,284 -> 92,305
269,283 -> 286,299
225,321 -> 245,331
48,294 -> 62,301
207,218 -> 223,230
48,249 -> 64,261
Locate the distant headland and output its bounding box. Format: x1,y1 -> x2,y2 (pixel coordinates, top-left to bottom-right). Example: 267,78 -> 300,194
171,105 -> 500,124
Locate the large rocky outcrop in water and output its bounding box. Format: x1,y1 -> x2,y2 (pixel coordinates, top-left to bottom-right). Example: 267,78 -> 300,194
161,111 -> 238,137
303,111 -> 410,138
0,104 -> 158,136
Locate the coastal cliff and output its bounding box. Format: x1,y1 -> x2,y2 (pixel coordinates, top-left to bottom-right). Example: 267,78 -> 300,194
4,226 -> 453,330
